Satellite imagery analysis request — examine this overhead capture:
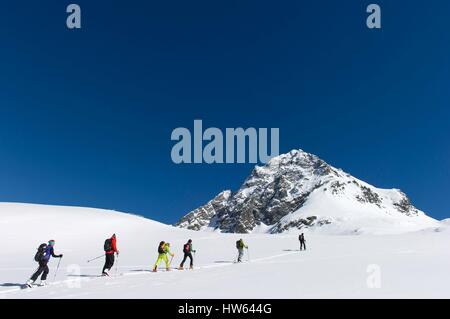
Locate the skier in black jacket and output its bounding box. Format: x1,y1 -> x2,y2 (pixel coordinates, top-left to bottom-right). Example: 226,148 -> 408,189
179,239 -> 196,270
299,233 -> 306,251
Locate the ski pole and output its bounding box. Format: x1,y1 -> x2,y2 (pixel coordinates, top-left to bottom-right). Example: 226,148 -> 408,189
115,254 -> 119,276
193,251 -> 196,268
87,254 -> 105,263
53,257 -> 62,281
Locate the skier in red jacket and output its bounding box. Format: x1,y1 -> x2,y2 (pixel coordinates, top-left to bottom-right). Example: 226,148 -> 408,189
102,234 -> 119,276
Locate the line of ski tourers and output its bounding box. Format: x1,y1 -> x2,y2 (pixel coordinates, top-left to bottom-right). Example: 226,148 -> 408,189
25,233 -> 307,288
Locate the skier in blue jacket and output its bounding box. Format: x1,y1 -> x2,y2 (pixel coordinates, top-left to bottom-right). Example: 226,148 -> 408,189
26,240 -> 63,287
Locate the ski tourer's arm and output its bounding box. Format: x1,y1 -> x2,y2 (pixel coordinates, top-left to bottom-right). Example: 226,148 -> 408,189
112,238 -> 119,254
51,247 -> 63,258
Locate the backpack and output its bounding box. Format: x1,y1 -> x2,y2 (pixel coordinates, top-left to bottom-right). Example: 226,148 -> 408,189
158,241 -> 165,254
236,240 -> 241,249
183,243 -> 191,254
34,243 -> 47,262
104,238 -> 112,252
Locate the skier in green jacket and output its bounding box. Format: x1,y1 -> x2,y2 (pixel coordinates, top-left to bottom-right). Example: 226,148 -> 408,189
236,239 -> 248,263
153,241 -> 174,272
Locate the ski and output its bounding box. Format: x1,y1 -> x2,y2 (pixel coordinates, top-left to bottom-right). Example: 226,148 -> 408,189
24,282 -> 47,289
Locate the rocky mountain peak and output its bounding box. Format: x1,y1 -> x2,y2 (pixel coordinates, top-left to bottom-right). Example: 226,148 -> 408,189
175,149 -> 436,234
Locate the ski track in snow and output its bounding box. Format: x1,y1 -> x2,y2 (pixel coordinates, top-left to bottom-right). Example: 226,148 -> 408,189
0,251 -> 298,296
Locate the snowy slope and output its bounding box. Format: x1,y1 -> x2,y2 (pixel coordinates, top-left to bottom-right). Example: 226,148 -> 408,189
272,182 -> 438,235
176,150 -> 439,234
1,203 -> 450,299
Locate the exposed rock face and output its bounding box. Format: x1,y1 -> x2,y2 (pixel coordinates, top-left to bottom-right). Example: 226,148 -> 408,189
175,149 -> 428,234
269,216 -> 332,234
175,190 -> 231,231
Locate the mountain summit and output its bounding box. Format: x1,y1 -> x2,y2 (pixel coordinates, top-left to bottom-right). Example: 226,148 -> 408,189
176,149 -> 438,234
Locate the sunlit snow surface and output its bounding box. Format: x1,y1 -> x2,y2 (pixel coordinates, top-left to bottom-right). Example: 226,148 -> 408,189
0,203 -> 449,299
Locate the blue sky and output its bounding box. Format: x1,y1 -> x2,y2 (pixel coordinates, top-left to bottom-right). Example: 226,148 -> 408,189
0,0 -> 449,223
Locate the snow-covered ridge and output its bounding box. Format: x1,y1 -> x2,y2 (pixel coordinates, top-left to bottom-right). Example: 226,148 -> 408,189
176,149 -> 439,234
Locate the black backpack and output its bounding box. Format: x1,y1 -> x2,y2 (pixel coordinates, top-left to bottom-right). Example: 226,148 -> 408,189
104,238 -> 112,252
158,241 -> 165,254
236,240 -> 241,249
183,243 -> 190,254
34,243 -> 47,262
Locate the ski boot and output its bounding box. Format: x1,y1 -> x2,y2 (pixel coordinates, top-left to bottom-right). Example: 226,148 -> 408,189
26,279 -> 34,288
38,280 -> 47,287
152,266 -> 157,273
189,266 -> 194,270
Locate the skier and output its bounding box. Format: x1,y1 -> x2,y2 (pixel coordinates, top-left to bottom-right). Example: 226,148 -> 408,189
26,240 -> 63,287
179,239 -> 196,270
102,234 -> 119,276
236,239 -> 248,263
153,241 -> 174,272
299,233 -> 306,251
